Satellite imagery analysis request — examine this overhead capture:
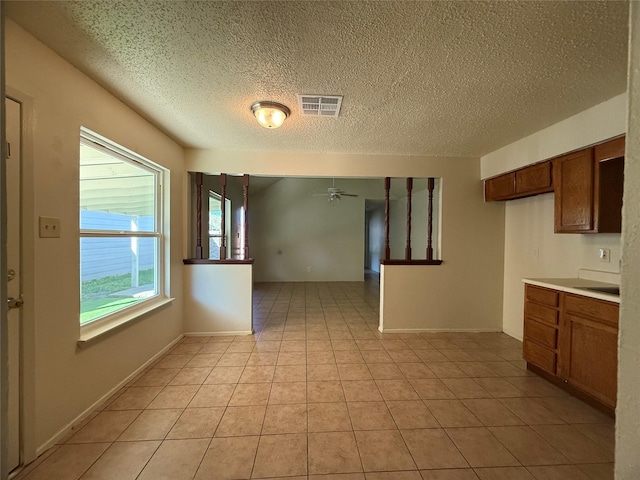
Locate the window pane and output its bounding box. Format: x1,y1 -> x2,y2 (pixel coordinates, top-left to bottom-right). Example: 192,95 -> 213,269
80,144 -> 155,231
80,236 -> 158,325
209,236 -> 221,260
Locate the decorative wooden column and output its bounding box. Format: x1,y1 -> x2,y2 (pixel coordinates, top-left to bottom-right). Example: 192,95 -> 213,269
195,172 -> 204,259
427,178 -> 435,261
220,173 -> 227,260
405,177 -> 413,260
243,174 -> 250,259
384,177 -> 391,261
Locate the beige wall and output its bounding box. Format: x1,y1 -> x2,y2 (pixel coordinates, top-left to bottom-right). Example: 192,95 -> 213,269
616,2 -> 640,476
250,177 -> 383,282
6,20 -> 185,453
184,264 -> 252,334
187,150 -> 505,333
481,93 -> 627,179
481,95 -> 626,340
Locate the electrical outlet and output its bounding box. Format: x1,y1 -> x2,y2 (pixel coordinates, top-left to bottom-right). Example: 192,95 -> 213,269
39,216 -> 61,238
599,248 -> 611,263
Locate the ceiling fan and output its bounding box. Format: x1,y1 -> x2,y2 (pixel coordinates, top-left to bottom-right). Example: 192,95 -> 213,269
314,179 -> 359,202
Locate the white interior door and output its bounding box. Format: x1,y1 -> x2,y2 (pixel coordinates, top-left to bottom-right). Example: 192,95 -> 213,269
6,97 -> 22,473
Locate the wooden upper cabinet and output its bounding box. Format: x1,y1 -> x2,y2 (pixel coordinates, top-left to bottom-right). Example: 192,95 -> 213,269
516,161 -> 553,196
485,172 -> 515,201
485,161 -> 552,202
553,149 -> 595,232
553,137 -> 624,233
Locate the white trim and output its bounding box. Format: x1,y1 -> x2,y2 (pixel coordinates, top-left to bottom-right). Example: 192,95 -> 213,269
378,327 -> 504,333
78,297 -> 175,344
184,330 -> 254,336
36,333 -> 184,456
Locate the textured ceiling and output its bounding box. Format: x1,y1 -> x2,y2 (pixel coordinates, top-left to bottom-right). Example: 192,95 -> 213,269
6,1 -> 630,157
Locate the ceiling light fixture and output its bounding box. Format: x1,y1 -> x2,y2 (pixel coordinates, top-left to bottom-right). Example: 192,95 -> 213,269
250,101 -> 290,129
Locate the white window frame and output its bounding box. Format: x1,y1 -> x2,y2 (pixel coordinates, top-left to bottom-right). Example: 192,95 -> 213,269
78,128 -> 171,343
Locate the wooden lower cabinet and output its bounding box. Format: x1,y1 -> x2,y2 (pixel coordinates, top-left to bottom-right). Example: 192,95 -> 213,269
558,294 -> 618,408
523,285 -> 618,410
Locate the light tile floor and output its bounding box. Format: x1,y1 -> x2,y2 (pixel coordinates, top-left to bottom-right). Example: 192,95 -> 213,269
16,281 -> 614,480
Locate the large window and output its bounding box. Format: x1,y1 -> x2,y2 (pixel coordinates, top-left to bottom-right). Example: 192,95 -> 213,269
79,129 -> 165,327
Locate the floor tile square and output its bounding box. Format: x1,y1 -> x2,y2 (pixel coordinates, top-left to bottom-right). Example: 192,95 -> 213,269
401,428 -> 469,469
308,431 -> 363,475
308,381 -> 346,403
308,402 -> 352,432
347,401 -> 396,430
185,354 -> 222,368
215,405 -> 266,437
137,438 -> 209,480
409,379 -> 456,400
368,363 -> 405,379
418,469 -> 480,479
308,364 -> 340,381
274,364 -> 307,382
133,369 -> 180,387
252,433 -> 308,478
118,408 -> 182,441
262,404 -> 308,434
169,367 -> 212,385
194,436 -> 259,480
498,398 -> 565,425
342,380 -> 382,402
204,366 -> 244,384
424,400 -> 482,427
167,407 -> 225,439
355,429 -> 416,472
376,379 -> 419,401
386,400 -> 439,429
338,363 -> 373,381
80,441 -> 160,480
445,427 -> 520,468
489,426 -> 570,465
461,399 -> 523,426
474,467 -> 536,479
442,378 -> 491,399
229,383 -> 271,407
189,384 -> 235,407
239,365 -> 275,383
307,351 -> 337,364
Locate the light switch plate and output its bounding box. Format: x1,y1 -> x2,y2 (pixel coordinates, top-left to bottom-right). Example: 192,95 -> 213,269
39,216 -> 61,238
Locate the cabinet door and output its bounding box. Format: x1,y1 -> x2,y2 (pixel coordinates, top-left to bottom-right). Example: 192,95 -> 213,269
485,172 -> 516,201
553,149 -> 595,233
561,313 -> 617,407
516,161 -> 552,195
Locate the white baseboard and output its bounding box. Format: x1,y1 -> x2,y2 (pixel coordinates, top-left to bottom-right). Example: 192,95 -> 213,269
184,330 -> 253,336
378,327 -> 504,334
36,334 -> 184,456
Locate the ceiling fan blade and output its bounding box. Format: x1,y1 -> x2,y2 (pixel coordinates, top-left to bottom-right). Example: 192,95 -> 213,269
312,193 -> 330,196
340,193 -> 359,197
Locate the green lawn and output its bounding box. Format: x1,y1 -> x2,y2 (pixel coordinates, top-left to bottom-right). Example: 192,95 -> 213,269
80,297 -> 143,324
80,269 -> 155,324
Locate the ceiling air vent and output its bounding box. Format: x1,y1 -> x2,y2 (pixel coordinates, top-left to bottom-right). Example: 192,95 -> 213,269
297,95 -> 343,117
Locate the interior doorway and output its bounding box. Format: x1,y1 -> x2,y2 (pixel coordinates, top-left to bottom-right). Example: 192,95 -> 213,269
364,199 -> 385,279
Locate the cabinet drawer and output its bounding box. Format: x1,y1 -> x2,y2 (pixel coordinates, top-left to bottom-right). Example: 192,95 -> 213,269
564,294 -> 619,326
526,285 -> 559,307
525,301 -> 558,326
523,339 -> 556,375
524,318 -> 557,349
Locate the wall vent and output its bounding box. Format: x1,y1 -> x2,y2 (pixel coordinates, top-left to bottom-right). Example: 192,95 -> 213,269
297,95 -> 343,117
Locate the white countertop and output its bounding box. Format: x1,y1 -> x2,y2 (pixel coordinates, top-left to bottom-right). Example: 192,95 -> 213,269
523,277 -> 620,303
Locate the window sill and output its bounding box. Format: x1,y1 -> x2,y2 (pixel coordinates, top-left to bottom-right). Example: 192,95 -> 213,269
78,296 -> 175,346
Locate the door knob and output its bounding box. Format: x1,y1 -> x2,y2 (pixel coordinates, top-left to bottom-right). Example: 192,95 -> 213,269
7,296 -> 23,309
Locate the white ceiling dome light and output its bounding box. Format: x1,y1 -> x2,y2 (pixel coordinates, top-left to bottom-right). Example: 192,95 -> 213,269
250,101 -> 290,129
